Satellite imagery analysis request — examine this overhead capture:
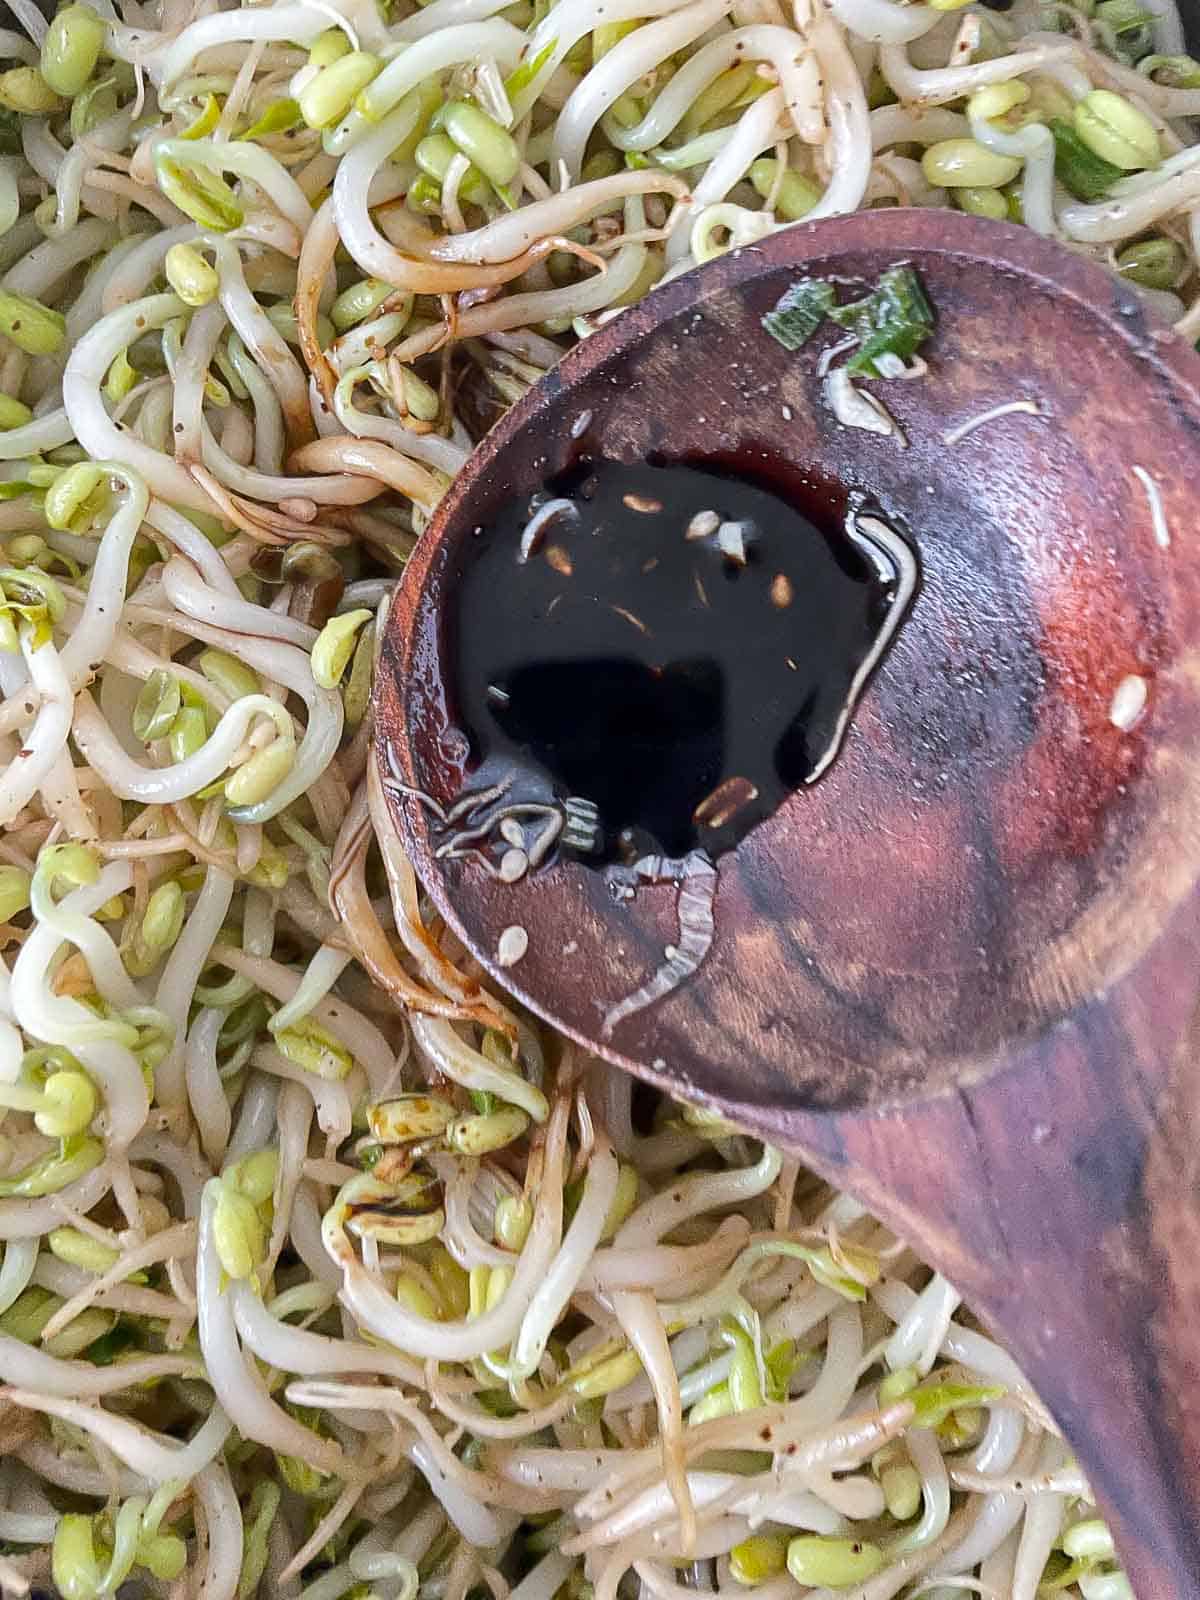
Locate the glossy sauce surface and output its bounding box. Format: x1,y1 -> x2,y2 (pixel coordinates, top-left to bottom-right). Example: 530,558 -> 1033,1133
448,456 -> 912,863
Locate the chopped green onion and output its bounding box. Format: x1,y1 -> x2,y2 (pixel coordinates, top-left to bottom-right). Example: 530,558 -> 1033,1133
827,264 -> 936,377
761,278 -> 836,350
1049,118 -> 1125,199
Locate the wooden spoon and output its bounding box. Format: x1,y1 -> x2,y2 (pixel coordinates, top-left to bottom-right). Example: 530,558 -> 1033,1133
375,210 -> 1200,1597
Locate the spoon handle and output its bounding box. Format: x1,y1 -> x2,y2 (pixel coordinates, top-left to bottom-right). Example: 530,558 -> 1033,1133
733,902 -> 1200,1598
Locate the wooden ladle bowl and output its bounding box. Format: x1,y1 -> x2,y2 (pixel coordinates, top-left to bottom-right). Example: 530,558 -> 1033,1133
375,210 -> 1200,1595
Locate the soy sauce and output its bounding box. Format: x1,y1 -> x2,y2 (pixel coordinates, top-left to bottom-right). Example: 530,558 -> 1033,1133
447,455 -> 914,864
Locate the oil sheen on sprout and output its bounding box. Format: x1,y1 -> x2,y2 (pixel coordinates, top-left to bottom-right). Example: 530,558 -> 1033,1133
0,0 -> 1183,1591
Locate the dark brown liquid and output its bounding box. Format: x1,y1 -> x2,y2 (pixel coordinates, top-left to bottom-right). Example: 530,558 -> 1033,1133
448,456 -> 913,864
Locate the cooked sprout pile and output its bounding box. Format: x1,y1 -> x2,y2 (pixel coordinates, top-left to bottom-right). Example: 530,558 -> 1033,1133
0,0 -> 1185,1591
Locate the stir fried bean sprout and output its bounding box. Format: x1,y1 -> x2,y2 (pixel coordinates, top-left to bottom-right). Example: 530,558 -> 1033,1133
0,0 -> 1176,1591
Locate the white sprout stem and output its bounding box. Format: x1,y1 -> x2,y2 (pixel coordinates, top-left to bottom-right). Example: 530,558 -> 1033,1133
330,21 -> 527,154
614,25 -> 816,153
870,105 -> 967,149
0,409 -> 74,462
0,1389 -> 232,1484
512,1132 -> 619,1377
162,557 -> 317,650
197,1179 -> 350,1474
58,466 -> 150,691
552,0 -> 735,180
283,1381 -> 526,1545
154,866 -> 235,1121
428,169 -> 688,264
0,1238 -> 37,1314
141,4 -> 355,89
185,1008 -> 232,1171
269,944 -> 354,1033
832,0 -> 940,44
26,861 -> 139,1016
879,37 -> 1080,107
230,1277 -> 425,1386
209,237 -> 313,445
63,293 -> 215,513
332,368 -> 472,475
153,138 -> 313,234
51,115 -> 134,239
513,0 -> 720,119
803,12 -> 874,220
210,946 -> 395,1094
617,1144 -> 783,1248
971,115 -> 1057,235
12,863 -> 149,1161
667,89 -> 786,263
1011,1438 -> 1069,1600
100,225 -> 202,313
1061,164 -> 1200,241
73,691 -> 293,804
885,1272 -> 963,1375
0,634 -> 72,829
252,1042 -> 354,1140
411,1015 -> 549,1123
0,1166 -> 113,1243
392,0 -> 515,39
193,1460 -> 245,1600
2,216 -> 118,300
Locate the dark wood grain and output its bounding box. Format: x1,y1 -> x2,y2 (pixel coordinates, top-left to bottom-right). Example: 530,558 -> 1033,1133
374,210 -> 1200,1596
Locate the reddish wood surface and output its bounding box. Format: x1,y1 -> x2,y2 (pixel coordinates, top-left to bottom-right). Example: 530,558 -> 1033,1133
375,211 -> 1200,1595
